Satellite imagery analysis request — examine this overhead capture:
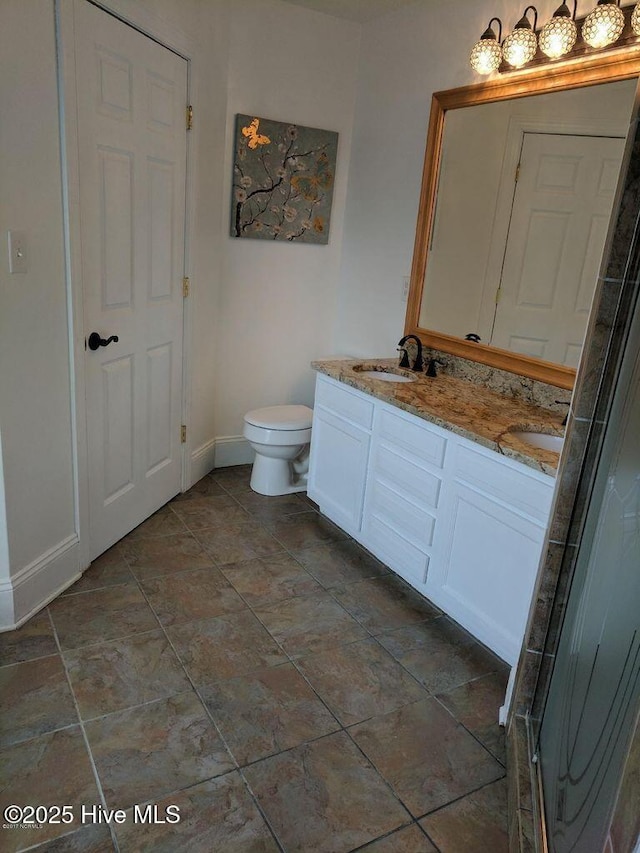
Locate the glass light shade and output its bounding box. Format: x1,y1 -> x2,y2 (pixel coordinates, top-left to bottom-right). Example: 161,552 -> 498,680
502,27 -> 538,67
470,38 -> 502,74
632,3 -> 640,35
582,3 -> 625,48
539,16 -> 578,57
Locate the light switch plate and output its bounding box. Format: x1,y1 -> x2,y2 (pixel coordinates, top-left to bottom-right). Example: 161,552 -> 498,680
8,230 -> 27,274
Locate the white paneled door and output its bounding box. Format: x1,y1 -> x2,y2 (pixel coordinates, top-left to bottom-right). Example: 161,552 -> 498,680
491,132 -> 625,367
75,1 -> 188,559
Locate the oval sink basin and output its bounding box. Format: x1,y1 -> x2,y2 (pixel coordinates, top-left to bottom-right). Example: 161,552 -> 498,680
511,431 -> 564,452
356,370 -> 416,383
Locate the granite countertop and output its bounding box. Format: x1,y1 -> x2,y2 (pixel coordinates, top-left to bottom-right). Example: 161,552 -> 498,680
312,358 -> 566,476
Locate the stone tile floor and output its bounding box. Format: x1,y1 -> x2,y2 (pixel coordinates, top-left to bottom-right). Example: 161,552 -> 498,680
0,465 -> 510,852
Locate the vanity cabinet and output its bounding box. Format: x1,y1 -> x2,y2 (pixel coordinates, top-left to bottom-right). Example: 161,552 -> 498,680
307,378 -> 373,537
308,373 -> 555,664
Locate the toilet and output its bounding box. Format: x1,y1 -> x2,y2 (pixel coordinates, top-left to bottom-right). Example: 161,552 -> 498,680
243,405 -> 313,496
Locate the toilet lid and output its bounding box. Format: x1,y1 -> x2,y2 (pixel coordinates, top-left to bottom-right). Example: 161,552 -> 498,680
244,405 -> 313,430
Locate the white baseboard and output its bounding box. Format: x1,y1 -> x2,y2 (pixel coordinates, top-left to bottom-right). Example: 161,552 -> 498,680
190,437 -> 218,484
189,435 -> 253,485
213,435 -> 254,468
0,534 -> 82,631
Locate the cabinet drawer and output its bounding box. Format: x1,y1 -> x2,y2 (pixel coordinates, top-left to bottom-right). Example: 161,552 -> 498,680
367,479 -> 436,549
315,376 -> 374,429
370,444 -> 442,510
377,407 -> 447,469
454,442 -> 554,524
364,514 -> 430,587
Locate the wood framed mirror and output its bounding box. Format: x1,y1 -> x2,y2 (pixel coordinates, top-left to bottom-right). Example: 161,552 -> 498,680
404,49 -> 640,390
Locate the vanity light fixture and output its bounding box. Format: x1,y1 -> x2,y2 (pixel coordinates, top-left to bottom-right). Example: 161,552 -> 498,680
631,2 -> 640,34
539,1 -> 578,58
502,6 -> 539,67
582,0 -> 625,48
469,17 -> 504,74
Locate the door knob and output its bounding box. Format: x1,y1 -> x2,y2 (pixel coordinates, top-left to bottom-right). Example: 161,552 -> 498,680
88,332 -> 119,351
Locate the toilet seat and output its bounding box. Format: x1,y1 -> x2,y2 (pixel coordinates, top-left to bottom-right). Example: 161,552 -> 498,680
243,421 -> 311,446
244,405 -> 313,430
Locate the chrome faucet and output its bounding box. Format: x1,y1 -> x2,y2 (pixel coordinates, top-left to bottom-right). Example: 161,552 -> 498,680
397,334 -> 424,372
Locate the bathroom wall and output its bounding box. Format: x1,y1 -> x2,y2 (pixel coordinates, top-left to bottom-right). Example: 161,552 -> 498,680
213,0 -> 360,453
0,1 -> 76,625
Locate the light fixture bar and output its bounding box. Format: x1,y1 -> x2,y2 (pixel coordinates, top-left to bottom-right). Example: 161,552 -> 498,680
470,2 -> 637,75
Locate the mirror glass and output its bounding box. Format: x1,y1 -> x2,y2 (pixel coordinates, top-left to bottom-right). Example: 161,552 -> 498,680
421,81 -> 635,367
406,57 -> 640,389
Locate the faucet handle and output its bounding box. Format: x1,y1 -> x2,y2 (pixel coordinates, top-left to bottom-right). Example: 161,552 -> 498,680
397,347 -> 411,369
426,358 -> 444,377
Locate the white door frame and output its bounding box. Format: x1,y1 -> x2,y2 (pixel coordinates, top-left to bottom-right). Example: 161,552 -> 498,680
56,0 -> 197,571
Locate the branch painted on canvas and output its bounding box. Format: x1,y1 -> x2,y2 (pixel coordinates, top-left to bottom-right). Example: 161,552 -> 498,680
231,115 -> 338,244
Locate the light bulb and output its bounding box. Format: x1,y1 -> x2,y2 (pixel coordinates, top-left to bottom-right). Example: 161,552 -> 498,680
582,1 -> 625,48
502,27 -> 538,67
539,10 -> 577,58
470,38 -> 502,74
631,3 -> 640,35
470,19 -> 503,75
502,7 -> 538,68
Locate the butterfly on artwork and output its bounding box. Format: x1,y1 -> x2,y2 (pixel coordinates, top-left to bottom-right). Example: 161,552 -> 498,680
290,151 -> 334,201
242,118 -> 271,150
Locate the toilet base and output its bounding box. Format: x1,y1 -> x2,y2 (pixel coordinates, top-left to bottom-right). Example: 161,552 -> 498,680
249,454 -> 308,496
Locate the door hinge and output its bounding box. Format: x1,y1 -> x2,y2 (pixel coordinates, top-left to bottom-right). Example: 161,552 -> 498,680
186,104 -> 193,131
495,286 -> 502,304
515,161 -> 521,183
182,277 -> 190,297
181,425 -> 187,444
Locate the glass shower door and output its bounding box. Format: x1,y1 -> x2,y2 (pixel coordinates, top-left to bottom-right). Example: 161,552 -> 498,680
538,320 -> 640,852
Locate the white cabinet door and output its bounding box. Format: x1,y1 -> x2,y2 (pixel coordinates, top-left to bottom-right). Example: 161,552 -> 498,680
427,439 -> 554,665
429,480 -> 547,665
308,400 -> 371,536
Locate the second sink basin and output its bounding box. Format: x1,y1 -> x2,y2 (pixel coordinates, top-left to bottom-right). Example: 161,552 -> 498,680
511,431 -> 564,452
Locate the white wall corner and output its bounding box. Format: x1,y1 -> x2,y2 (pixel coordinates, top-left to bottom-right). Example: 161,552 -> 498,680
0,588 -> 15,632
0,534 -> 81,632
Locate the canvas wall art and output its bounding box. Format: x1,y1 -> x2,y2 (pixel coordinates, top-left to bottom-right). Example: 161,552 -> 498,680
231,114 -> 338,244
